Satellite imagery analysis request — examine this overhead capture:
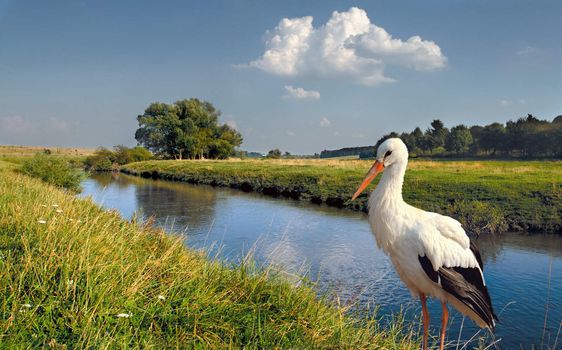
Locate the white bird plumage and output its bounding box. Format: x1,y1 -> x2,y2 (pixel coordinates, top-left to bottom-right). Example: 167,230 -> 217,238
352,138 -> 497,350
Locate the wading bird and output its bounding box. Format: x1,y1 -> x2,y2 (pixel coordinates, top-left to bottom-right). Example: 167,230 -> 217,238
351,138 -> 497,350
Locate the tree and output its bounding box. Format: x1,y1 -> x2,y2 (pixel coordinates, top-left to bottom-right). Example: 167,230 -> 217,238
424,119 -> 449,153
267,149 -> 282,159
478,123 -> 506,155
135,98 -> 243,159
375,132 -> 399,148
445,125 -> 473,155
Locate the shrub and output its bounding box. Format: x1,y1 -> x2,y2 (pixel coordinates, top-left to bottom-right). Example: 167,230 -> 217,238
21,154 -> 85,192
84,147 -> 115,171
85,146 -> 153,171
127,146 -> 153,162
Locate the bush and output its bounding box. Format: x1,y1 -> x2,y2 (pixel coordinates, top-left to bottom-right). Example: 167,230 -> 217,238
85,146 -> 153,171
84,147 -> 115,171
21,154 -> 85,192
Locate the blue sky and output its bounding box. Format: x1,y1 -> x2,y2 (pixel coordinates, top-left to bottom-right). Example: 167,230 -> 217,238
0,0 -> 560,154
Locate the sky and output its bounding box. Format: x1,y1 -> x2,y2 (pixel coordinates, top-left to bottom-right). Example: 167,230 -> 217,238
0,0 -> 561,154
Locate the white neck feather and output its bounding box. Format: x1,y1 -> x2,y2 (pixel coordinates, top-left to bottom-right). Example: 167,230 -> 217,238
367,159 -> 408,250
370,160 -> 407,207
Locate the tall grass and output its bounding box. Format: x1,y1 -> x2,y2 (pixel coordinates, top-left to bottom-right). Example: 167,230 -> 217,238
122,159 -> 561,234
0,161 -> 418,348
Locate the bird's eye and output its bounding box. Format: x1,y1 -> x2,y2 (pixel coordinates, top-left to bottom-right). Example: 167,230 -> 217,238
384,151 -> 392,158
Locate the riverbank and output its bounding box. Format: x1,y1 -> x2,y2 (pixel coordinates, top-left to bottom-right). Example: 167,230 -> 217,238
122,159 -> 561,234
0,161 -> 417,348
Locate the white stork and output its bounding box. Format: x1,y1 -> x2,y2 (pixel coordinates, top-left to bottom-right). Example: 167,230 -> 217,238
351,138 -> 497,350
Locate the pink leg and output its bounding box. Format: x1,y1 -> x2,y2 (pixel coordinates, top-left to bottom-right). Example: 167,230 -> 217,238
439,302 -> 449,350
420,293 -> 429,350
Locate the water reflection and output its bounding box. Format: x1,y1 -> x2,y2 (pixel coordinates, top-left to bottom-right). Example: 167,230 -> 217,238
81,173 -> 562,349
134,177 -> 218,234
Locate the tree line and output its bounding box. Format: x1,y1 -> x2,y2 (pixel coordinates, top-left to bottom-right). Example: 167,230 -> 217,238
321,115 -> 561,159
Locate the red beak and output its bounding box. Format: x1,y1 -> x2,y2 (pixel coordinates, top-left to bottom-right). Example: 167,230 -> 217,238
351,160 -> 384,201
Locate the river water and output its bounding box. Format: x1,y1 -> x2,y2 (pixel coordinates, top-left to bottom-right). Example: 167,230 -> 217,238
81,173 -> 562,349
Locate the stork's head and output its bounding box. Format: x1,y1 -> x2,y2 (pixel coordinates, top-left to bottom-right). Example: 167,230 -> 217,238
351,138 -> 408,201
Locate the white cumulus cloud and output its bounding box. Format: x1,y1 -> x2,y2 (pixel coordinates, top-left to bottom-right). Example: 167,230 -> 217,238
282,85 -> 321,100
249,7 -> 446,85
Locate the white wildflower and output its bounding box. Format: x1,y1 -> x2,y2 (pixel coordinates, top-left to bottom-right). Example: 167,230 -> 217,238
157,295 -> 165,301
20,304 -> 32,312
38,220 -> 47,224
116,312 -> 132,318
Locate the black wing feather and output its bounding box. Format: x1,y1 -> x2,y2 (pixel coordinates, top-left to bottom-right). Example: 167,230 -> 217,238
418,240 -> 498,330
470,240 -> 484,270
418,255 -> 439,284
438,266 -> 498,330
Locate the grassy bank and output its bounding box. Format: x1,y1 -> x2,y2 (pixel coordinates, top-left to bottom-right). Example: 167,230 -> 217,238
122,159 -> 561,234
0,161 -> 417,348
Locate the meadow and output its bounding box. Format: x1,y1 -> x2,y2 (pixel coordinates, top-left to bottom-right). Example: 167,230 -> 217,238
0,145 -> 93,165
122,159 -> 562,234
0,160 -> 418,348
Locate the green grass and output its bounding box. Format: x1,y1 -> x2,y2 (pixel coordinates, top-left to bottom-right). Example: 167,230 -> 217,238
0,145 -> 92,166
122,159 -> 561,234
0,160 -> 418,348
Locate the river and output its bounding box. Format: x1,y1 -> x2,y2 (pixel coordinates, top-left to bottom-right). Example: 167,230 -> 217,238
81,173 -> 562,349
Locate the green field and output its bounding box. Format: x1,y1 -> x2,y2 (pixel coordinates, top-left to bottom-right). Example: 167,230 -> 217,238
0,145 -> 93,166
0,160 -> 418,348
122,159 -> 562,234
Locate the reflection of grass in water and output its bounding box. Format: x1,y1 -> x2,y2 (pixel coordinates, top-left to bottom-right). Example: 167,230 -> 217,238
122,159 -> 561,234
0,161 -> 419,348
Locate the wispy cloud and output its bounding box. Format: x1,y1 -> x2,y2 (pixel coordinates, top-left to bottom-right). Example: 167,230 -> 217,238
248,7 -> 446,85
319,117 -> 331,127
516,46 -> 537,56
499,99 -> 526,107
49,117 -> 68,131
282,85 -> 320,100
0,115 -> 34,133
